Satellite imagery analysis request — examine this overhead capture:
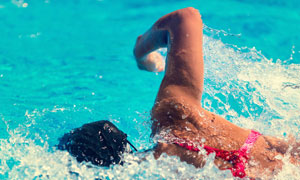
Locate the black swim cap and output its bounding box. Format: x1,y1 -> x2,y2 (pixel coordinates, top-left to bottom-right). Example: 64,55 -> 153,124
57,120 -> 136,167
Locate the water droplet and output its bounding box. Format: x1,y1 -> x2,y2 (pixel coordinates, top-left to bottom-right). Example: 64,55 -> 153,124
22,3 -> 28,8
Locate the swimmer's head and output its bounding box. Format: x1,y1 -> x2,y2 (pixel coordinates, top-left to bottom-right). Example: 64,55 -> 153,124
57,120 -> 136,166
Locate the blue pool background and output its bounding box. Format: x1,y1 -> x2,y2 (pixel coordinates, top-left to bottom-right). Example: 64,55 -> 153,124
0,0 -> 300,179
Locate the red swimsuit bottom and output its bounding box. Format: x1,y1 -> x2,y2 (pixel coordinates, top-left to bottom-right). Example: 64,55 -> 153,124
172,130 -> 261,178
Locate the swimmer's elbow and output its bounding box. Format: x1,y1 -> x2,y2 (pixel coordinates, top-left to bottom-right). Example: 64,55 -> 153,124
174,7 -> 202,22
154,7 -> 202,31
180,7 -> 201,16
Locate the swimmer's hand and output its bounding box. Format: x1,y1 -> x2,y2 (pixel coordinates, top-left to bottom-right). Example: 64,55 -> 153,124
136,51 -> 165,72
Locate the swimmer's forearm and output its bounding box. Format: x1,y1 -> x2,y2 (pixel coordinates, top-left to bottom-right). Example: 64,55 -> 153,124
133,27 -> 168,61
133,7 -> 202,62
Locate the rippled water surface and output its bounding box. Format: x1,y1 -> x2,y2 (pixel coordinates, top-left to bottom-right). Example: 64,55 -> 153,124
0,0 -> 300,179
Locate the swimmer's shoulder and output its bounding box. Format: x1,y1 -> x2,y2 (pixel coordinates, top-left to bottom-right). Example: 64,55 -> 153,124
151,96 -> 203,134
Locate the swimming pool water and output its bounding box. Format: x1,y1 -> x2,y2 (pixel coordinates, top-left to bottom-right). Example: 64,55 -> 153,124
0,0 -> 300,179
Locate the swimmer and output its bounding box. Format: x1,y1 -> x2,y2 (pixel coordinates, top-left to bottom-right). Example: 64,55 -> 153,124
58,7 -> 300,179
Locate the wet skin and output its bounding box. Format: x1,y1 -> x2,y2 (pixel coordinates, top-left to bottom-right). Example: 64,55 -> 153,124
133,7 -> 300,178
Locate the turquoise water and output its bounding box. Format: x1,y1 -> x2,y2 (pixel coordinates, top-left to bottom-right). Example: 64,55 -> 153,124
0,0 -> 300,179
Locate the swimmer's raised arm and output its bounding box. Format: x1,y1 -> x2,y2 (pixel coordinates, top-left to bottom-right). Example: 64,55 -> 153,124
134,7 -> 204,101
